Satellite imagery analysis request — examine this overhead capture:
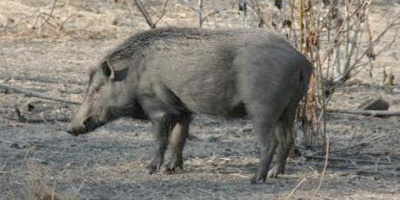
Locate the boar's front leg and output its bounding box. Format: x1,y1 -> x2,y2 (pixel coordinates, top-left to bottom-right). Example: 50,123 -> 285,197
166,113 -> 192,172
147,112 -> 171,174
142,100 -> 172,174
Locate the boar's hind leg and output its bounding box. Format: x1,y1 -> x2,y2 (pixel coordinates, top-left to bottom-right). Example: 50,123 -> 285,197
267,101 -> 297,178
267,102 -> 298,178
250,110 -> 280,184
166,113 -> 192,172
268,120 -> 294,178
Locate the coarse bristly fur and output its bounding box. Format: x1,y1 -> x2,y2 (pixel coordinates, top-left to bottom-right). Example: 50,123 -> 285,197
104,27 -> 293,62
68,27 -> 313,183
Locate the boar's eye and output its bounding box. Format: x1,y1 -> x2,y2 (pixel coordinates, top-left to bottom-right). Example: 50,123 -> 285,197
91,87 -> 100,94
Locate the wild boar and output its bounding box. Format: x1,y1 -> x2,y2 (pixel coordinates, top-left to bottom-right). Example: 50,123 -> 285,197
67,27 -> 312,183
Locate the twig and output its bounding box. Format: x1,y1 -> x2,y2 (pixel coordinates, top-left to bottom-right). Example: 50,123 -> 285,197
133,0 -> 156,29
72,179 -> 86,196
199,0 -> 204,27
40,112 -> 49,123
284,179 -> 307,200
0,83 -> 81,105
60,10 -> 81,28
249,0 -> 267,28
200,10 -> 225,24
38,0 -> 57,31
326,108 -> 400,117
40,12 -> 75,36
154,0 -> 170,25
179,0 -> 200,13
195,188 -> 214,196
13,105 -> 26,122
51,181 -> 58,200
313,136 -> 329,196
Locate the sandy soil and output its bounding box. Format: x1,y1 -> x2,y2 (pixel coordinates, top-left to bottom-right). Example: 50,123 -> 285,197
0,0 -> 399,199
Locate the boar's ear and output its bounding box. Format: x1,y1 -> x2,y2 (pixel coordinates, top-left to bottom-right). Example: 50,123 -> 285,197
101,61 -> 115,81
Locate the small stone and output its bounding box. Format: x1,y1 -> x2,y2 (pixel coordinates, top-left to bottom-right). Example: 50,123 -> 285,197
187,134 -> 200,141
10,142 -> 30,149
111,16 -> 123,26
10,143 -> 21,149
20,102 -> 35,112
207,136 -> 220,143
358,97 -> 389,111
27,158 -> 48,165
241,128 -> 252,134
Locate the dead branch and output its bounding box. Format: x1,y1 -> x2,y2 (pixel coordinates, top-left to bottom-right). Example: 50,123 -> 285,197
133,0 -> 156,29
326,108 -> 400,117
2,115 -> 70,123
358,164 -> 400,172
304,155 -> 394,165
0,83 -> 81,105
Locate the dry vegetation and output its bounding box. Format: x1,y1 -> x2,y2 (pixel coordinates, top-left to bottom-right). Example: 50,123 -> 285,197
0,0 -> 400,199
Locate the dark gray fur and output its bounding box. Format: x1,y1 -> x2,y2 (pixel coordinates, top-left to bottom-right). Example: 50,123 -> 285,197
67,27 -> 312,183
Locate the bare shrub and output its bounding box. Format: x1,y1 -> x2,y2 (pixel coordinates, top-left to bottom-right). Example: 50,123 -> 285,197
275,0 -> 400,148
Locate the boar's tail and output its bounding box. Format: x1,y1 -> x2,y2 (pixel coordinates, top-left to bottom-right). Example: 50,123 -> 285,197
299,64 -> 312,132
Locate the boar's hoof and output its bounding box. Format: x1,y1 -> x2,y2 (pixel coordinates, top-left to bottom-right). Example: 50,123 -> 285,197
165,161 -> 183,173
146,164 -> 161,175
66,126 -> 83,136
250,172 -> 268,184
267,165 -> 284,179
164,154 -> 184,173
146,160 -> 163,174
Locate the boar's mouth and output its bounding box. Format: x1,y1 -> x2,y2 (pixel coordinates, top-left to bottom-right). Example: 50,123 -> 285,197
67,117 -> 105,136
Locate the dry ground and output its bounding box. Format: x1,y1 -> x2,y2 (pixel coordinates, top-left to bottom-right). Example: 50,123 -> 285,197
0,0 -> 399,199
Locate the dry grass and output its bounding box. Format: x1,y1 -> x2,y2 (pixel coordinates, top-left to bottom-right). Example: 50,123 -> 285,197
4,161 -> 81,200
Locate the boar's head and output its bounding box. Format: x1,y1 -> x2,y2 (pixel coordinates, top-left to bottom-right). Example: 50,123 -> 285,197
67,60 -> 144,136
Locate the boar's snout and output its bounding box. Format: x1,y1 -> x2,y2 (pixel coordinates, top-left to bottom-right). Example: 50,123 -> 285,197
66,125 -> 82,136
66,117 -> 98,136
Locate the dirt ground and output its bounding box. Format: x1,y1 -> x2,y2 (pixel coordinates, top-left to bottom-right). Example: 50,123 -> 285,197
0,1 -> 399,200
